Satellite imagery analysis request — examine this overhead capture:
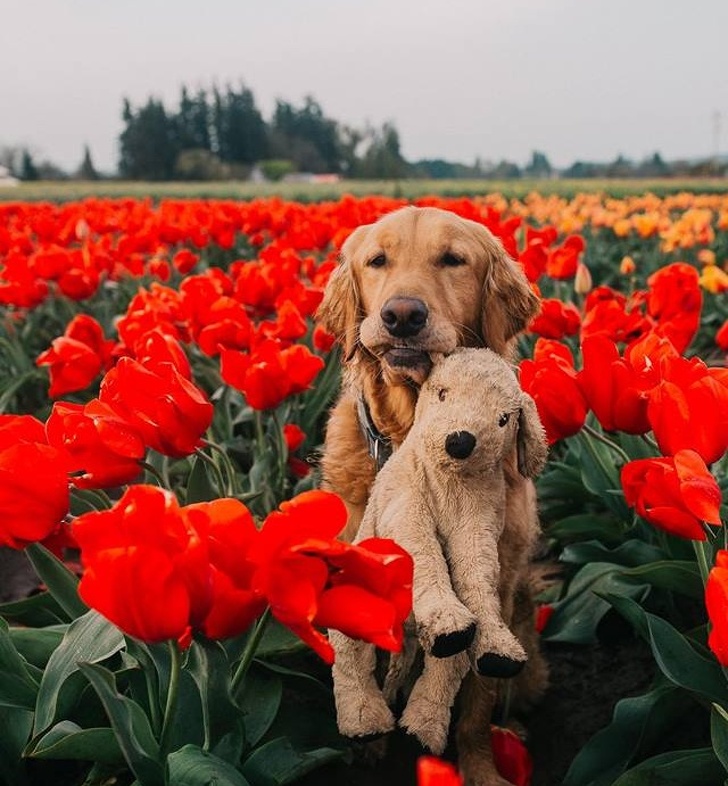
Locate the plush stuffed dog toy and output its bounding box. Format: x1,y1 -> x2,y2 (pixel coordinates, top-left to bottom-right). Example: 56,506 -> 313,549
330,348 -> 548,754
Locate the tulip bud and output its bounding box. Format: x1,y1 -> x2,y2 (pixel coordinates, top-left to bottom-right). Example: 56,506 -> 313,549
620,255 -> 636,275
574,262 -> 592,295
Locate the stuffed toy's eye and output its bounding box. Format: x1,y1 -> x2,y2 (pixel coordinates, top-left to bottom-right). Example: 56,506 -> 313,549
498,412 -> 510,427
438,388 -> 448,401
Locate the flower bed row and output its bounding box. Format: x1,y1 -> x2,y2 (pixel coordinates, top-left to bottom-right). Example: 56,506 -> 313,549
0,192 -> 726,786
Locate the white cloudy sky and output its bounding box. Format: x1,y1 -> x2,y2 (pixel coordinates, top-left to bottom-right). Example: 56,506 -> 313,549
2,0 -> 727,174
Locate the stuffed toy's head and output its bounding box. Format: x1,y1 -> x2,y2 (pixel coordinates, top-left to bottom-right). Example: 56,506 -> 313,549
412,347 -> 547,477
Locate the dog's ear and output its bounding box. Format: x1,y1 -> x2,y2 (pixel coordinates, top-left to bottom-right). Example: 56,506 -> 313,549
480,238 -> 540,356
516,393 -> 548,478
316,227 -> 366,360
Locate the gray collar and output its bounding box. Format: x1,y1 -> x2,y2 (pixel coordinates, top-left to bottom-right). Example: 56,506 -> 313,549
357,395 -> 393,471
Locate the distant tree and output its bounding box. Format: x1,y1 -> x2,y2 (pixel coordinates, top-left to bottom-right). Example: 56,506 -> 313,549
357,122 -> 409,179
562,160 -> 600,178
271,96 -> 341,173
636,152 -> 671,178
0,146 -> 24,176
20,149 -> 39,181
211,84 -> 268,166
175,87 -> 211,152
605,154 -> 634,178
77,144 -> 99,180
119,97 -> 178,180
524,150 -> 553,179
490,159 -> 521,180
174,148 -> 228,180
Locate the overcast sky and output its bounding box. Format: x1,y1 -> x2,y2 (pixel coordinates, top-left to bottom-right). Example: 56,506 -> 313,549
3,0 -> 728,174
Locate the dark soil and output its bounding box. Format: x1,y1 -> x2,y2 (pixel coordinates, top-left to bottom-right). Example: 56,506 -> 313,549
0,548 -> 669,786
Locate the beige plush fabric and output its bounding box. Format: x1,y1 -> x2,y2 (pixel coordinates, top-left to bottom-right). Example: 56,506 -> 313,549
331,348 -> 548,754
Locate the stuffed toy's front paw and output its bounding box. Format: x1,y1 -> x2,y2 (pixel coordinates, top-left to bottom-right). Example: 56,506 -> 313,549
476,651 -> 527,678
417,603 -> 477,657
399,695 -> 450,755
473,628 -> 528,677
336,692 -> 396,739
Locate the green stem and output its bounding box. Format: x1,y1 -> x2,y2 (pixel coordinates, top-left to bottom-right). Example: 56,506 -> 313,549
194,448 -> 228,498
231,608 -> 272,696
159,640 -> 182,756
140,461 -> 166,488
201,440 -> 237,496
694,538 -> 714,586
582,423 -> 631,466
254,410 -> 267,457
271,411 -> 288,488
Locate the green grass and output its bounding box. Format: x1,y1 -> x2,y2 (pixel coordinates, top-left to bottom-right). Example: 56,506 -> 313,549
1,177 -> 727,203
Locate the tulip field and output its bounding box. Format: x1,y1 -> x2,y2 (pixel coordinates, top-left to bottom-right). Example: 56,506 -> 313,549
0,189 -> 727,786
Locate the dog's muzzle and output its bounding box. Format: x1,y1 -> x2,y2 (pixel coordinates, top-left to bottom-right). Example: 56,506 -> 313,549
445,431 -> 476,459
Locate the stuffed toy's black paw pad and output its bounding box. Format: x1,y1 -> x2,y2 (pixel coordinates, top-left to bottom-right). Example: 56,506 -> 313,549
476,652 -> 526,678
431,622 -> 476,657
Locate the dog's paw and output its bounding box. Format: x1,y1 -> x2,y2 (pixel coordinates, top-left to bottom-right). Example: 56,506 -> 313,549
417,604 -> 477,657
336,693 -> 395,739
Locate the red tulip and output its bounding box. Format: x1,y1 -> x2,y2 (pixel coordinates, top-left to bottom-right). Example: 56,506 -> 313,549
520,340 -> 587,444
646,262 -> 702,353
417,756 -> 463,786
36,315 -> 115,398
577,335 -> 652,434
528,299 -> 581,340
621,450 -> 722,540
249,491 -> 413,663
221,339 -> 324,411
491,726 -> 533,786
46,400 -> 145,489
545,234 -> 585,280
706,550 -> 728,666
647,355 -> 728,465
0,415 -> 70,549
99,357 -> 213,457
73,486 -> 213,643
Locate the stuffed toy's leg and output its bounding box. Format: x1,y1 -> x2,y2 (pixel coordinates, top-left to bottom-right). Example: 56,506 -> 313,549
377,500 -> 477,657
447,527 -> 526,678
399,651 -> 469,754
329,629 -> 395,738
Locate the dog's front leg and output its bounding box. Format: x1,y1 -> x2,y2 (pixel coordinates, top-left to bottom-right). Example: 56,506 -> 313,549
456,673 -> 514,786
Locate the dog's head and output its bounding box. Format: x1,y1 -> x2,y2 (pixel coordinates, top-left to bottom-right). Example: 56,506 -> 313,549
412,348 -> 548,478
317,206 -> 539,387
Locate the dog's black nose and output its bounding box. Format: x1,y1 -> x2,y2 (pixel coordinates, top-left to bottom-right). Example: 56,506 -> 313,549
380,297 -> 428,338
445,431 -> 476,459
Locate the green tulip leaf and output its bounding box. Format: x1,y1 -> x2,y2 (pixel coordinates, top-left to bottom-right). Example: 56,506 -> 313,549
241,737 -> 344,786
604,594 -> 728,705
0,706 -> 33,784
237,663 -> 283,749
186,638 -> 241,751
10,626 -> 65,669
33,609 -> 124,735
711,704 -> 728,774
0,591 -> 68,627
168,744 -> 250,786
186,454 -> 219,503
563,681 -> 691,786
612,747 -> 723,785
79,662 -> 165,786
26,720 -> 123,764
25,542 -> 88,621
0,618 -> 41,711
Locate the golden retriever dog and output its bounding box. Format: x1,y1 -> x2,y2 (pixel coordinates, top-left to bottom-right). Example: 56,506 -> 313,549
317,206 -> 546,786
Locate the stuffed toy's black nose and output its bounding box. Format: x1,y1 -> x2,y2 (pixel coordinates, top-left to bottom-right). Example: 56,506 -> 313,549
445,431 -> 476,459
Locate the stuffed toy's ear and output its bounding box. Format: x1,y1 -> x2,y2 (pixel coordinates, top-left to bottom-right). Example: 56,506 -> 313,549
517,393 -> 548,478
480,237 -> 540,357
316,227 -> 366,360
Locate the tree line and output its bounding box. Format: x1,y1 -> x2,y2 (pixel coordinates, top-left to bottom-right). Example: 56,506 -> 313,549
118,85 -> 408,181
3,81 -> 726,182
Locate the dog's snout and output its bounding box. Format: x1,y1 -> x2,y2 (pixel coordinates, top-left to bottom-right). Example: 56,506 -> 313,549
380,297 -> 428,338
445,431 -> 476,459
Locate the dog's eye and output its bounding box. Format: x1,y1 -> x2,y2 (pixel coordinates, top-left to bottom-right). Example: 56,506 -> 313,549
498,412 -> 510,427
438,388 -> 448,401
367,254 -> 387,268
439,252 -> 466,268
